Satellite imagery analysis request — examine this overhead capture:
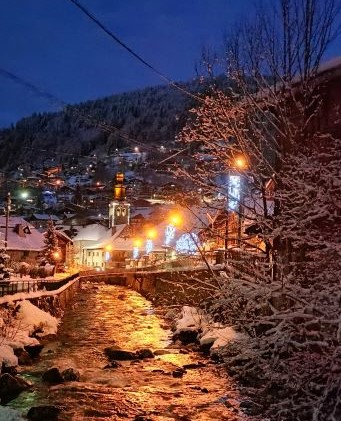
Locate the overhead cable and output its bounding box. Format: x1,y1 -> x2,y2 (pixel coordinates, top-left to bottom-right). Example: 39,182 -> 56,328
0,68 -> 190,163
68,0 -> 204,103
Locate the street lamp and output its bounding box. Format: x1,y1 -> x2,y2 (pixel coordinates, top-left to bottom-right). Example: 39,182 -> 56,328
165,212 -> 182,247
145,227 -> 157,255
20,191 -> 29,200
233,154 -> 248,170
4,193 -> 11,250
132,238 -> 142,259
229,153 -> 249,247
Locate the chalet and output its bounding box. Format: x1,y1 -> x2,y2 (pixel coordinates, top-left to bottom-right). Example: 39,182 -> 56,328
27,214 -> 60,231
0,216 -> 45,264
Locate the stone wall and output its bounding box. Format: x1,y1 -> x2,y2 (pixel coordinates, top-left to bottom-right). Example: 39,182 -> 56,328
125,269 -> 220,306
29,278 -> 80,317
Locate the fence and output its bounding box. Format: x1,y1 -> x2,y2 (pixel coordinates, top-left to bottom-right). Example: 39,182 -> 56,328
0,273 -> 79,298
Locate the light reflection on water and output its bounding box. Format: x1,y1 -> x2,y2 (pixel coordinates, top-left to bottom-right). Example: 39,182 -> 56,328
9,283 -> 246,420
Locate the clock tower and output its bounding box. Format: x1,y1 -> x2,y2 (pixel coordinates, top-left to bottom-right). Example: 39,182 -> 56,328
109,172 -> 130,228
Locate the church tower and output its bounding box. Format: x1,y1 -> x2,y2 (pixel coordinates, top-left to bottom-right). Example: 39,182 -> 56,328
108,172 -> 130,228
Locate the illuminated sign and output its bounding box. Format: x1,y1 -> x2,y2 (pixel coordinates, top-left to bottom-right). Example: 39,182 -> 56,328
145,239 -> 153,254
228,175 -> 241,210
165,224 -> 176,246
132,247 -> 139,259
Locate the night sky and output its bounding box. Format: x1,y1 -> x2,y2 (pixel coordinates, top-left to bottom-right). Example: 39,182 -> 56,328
0,0 -> 340,128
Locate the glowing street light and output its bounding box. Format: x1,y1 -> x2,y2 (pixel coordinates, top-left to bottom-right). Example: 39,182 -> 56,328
146,227 -> 157,240
231,153 -> 249,170
169,212 -> 182,227
145,227 -> 157,255
133,238 -> 142,259
165,212 -> 183,247
53,251 -> 61,261
20,191 -> 29,200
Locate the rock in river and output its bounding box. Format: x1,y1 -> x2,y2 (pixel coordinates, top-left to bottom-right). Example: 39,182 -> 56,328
42,367 -> 64,384
104,346 -> 136,361
27,405 -> 61,421
0,373 -> 31,402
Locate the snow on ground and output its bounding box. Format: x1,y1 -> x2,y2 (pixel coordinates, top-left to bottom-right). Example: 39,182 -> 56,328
0,344 -> 18,367
174,306 -> 208,333
0,407 -> 25,421
175,305 -> 246,351
200,326 -> 246,349
15,300 -> 59,336
0,299 -> 60,368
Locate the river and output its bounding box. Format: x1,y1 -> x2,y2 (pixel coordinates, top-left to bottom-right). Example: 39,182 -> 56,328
9,282 -> 248,420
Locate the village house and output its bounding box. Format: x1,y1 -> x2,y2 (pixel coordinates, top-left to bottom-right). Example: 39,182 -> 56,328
0,216 -> 45,264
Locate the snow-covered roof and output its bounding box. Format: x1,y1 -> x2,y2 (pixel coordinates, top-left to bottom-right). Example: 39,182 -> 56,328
85,224 -> 128,250
72,223 -> 112,242
131,207 -> 154,219
83,205 -> 213,253
0,216 -> 45,251
32,214 -> 60,221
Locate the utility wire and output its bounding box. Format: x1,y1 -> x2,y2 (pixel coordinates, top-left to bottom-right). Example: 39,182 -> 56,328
0,68 -> 190,164
68,0 -> 204,104
0,67 -> 155,152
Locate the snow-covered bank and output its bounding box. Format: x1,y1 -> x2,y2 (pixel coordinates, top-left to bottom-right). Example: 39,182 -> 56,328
0,406 -> 25,421
173,305 -> 247,352
0,300 -> 59,369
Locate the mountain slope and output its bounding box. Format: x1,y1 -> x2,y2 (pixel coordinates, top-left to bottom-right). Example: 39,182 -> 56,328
0,81 -> 199,171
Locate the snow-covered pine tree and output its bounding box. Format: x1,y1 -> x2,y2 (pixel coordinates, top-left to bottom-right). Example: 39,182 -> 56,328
0,247 -> 11,281
43,219 -> 60,265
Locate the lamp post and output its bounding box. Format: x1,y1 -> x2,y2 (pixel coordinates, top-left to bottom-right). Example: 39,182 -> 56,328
223,154 -> 248,260
145,227 -> 157,258
132,238 -> 142,260
231,154 -> 248,248
4,193 -> 11,250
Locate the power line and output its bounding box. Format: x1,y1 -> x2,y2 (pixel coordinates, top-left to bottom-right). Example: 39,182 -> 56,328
0,68 -> 190,164
68,0 -> 204,104
0,67 -> 156,152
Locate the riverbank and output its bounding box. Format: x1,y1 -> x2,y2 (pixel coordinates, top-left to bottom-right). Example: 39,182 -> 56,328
5,282 -> 257,420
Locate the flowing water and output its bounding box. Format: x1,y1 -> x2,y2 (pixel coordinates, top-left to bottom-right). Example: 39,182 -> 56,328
9,282 -> 248,420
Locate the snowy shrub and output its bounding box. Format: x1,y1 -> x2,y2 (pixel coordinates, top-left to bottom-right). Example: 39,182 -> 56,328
28,267 -> 39,279
18,262 -> 30,277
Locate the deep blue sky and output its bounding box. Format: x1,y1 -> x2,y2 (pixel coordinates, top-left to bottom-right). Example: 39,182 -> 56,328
0,0 -> 340,128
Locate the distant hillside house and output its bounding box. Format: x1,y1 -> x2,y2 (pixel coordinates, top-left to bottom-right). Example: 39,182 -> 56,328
27,214 -> 60,232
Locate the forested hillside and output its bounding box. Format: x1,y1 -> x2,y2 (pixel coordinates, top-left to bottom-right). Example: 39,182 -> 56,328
0,80 -> 207,171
